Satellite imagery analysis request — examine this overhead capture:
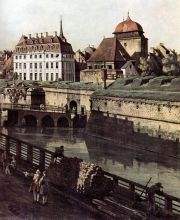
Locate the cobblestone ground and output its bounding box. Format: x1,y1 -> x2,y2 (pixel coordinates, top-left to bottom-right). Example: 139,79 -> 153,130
0,170 -> 97,220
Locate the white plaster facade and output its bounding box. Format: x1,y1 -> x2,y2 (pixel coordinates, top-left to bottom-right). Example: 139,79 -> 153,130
13,33 -> 75,82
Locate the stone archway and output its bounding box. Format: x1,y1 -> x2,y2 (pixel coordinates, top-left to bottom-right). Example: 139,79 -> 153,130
23,115 -> 37,127
41,115 -> 54,127
57,117 -> 69,128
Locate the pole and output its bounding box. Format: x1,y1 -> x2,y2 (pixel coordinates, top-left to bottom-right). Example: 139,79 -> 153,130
139,177 -> 152,198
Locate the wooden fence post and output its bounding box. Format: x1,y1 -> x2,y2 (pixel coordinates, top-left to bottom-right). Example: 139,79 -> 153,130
165,195 -> 173,213
27,145 -> 33,164
16,140 -> 21,160
113,176 -> 119,188
5,136 -> 10,155
129,182 -> 135,193
39,150 -> 45,170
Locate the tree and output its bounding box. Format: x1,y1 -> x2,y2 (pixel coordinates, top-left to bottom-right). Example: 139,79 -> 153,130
138,57 -> 149,76
162,50 -> 180,76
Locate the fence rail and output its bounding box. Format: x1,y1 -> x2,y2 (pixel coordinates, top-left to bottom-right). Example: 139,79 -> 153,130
0,132 -> 179,214
1,103 -> 66,113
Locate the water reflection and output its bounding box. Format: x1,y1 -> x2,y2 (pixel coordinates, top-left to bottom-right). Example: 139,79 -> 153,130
1,127 -> 180,198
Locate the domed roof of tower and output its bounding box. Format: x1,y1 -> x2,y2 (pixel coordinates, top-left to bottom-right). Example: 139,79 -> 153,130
113,13 -> 143,34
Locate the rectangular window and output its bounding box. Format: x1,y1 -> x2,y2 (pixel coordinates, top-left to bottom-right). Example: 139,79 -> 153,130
56,73 -> 58,80
46,73 -> 49,81
15,56 -> 18,59
30,63 -> 32,69
46,62 -> 49,68
24,55 -> 26,59
30,73 -> 33,80
39,54 -> 42,58
34,63 -> 37,69
19,63 -> 22,69
19,55 -> 22,59
39,62 -> 42,68
51,54 -> 53,58
51,62 -> 53,68
34,55 -> 37,58
24,63 -> 26,69
35,73 -> 37,81
30,55 -> 32,59
46,54 -> 49,58
56,62 -> 58,68
19,73 -> 22,79
24,73 -> 26,80
39,73 -> 42,81
56,54 -> 59,57
51,73 -> 53,81
16,63 -> 18,69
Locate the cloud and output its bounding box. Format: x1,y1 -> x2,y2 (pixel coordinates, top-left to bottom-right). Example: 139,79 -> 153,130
0,0 -> 179,52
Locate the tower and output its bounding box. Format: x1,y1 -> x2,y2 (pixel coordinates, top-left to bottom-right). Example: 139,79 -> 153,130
59,16 -> 66,42
113,13 -> 148,59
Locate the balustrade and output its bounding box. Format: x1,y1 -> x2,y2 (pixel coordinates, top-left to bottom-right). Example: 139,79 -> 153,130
0,132 -> 179,214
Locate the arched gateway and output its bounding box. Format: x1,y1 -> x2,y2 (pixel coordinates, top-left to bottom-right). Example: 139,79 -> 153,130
41,115 -> 54,127
57,117 -> 69,127
23,115 -> 37,127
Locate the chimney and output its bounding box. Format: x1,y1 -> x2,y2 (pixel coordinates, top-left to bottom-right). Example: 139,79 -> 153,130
40,33 -> 43,38
150,47 -> 154,53
36,33 -> 39,38
102,68 -> 107,89
55,31 -> 57,36
29,34 -> 31,39
46,32 -> 48,37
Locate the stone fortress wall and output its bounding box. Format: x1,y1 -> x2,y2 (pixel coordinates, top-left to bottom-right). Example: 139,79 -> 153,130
91,97 -> 180,140
89,76 -> 180,141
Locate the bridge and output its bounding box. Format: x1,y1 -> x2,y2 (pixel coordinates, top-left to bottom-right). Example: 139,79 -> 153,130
2,103 -> 73,127
0,132 -> 180,219
0,81 -> 92,128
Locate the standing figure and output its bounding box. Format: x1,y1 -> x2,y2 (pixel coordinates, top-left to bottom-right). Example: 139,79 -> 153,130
10,155 -> 16,173
146,182 -> 163,215
39,171 -> 49,205
2,151 -> 11,175
1,151 -> 7,172
25,169 -> 41,203
5,163 -> 11,175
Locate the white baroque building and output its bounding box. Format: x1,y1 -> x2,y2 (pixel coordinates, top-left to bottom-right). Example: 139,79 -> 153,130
13,24 -> 75,82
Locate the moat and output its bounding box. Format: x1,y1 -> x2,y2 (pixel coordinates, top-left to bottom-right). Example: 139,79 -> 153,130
1,126 -> 180,198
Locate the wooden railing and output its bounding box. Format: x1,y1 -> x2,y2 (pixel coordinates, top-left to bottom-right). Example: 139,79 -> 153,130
0,132 -> 179,214
103,171 -> 180,214
0,133 -> 54,171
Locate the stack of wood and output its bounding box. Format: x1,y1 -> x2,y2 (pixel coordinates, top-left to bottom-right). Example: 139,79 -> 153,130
47,156 -> 113,197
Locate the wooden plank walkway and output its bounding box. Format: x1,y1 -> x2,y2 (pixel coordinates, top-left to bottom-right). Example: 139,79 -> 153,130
0,170 -> 98,220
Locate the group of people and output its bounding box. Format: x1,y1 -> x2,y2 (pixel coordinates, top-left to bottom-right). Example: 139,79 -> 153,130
24,169 -> 49,205
1,151 -> 16,175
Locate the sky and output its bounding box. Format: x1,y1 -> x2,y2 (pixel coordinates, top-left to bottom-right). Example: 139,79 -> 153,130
0,0 -> 179,52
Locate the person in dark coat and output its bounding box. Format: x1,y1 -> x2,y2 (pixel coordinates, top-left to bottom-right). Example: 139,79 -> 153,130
146,182 -> 163,214
39,171 -> 49,205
